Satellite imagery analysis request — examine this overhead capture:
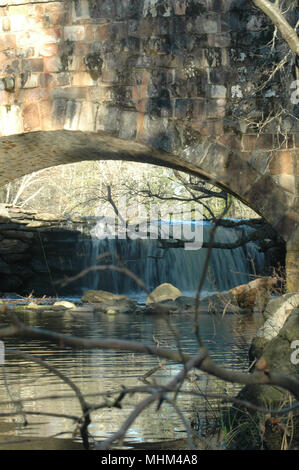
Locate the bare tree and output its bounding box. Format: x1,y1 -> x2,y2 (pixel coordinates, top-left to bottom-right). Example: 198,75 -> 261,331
253,0 -> 299,63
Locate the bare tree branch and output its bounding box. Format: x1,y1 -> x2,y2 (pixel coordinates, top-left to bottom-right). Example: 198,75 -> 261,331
253,0 -> 299,56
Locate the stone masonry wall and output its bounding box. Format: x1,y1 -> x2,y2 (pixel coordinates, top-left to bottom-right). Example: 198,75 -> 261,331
0,0 -> 298,289
0,204 -> 96,296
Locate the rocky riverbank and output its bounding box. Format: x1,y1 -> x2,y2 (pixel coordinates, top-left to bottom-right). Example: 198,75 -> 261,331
4,277 -> 277,319
224,293 -> 299,450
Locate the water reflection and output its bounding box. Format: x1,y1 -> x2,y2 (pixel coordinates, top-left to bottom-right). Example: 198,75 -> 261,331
0,310 -> 262,447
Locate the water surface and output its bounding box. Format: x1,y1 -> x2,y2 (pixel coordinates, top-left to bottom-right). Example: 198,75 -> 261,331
0,308 -> 262,448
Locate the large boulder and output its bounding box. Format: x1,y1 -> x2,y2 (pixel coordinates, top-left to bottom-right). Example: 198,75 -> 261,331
201,291 -> 242,314
249,293 -> 299,361
81,290 -> 137,314
225,300 -> 299,450
228,276 -> 277,314
52,300 -> 77,310
146,283 -> 183,305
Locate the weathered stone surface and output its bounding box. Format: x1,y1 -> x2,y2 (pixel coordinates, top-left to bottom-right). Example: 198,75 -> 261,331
249,293 -> 299,361
0,1 -> 298,289
52,300 -> 77,310
0,205 -> 103,296
228,276 -> 277,314
146,283 -> 183,305
82,289 -> 137,314
0,238 -> 29,254
200,291 -> 243,315
227,307 -> 299,450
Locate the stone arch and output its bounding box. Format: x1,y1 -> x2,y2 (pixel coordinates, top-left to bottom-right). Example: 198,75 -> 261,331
0,0 -> 298,289
0,128 -> 292,234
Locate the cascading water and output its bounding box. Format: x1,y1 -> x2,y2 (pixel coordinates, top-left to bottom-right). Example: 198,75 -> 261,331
78,221 -> 266,299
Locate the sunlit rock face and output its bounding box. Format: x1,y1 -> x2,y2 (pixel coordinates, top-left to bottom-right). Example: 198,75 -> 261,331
0,0 -> 298,288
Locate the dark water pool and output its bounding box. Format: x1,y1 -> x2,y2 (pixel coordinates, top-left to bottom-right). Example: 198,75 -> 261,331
0,308 -> 262,448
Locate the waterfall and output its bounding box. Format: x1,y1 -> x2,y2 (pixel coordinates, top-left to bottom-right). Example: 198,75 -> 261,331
77,221 -> 266,299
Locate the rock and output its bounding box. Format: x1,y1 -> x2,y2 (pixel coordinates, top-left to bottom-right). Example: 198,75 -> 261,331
143,299 -> 180,315
146,283 -> 183,305
142,278 -> 277,314
175,296 -> 196,311
0,239 -> 29,254
249,293 -> 299,361
0,205 -> 10,223
226,307 -> 299,450
52,300 -> 77,310
82,290 -> 137,314
228,276 -> 277,314
201,291 -> 242,314
0,230 -> 34,241
2,253 -> 31,263
68,305 -> 95,314
33,212 -> 65,222
27,302 -> 44,310
106,309 -> 117,315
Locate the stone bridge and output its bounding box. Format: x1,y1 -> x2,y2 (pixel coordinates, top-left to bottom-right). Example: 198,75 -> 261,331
0,0 -> 298,290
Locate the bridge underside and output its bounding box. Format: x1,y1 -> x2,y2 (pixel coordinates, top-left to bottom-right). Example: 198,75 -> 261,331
0,129 -> 295,232
0,129 -> 298,291
0,0 -> 298,290
0,130 -> 216,184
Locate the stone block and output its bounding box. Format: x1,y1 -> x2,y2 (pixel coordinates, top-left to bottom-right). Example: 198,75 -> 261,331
77,101 -> 97,132
20,72 -> 39,88
38,44 -> 58,57
272,174 -> 295,194
8,14 -> 28,31
39,73 -> 54,88
242,134 -> 274,151
0,104 -> 23,135
39,99 -> 53,130
247,150 -> 270,174
52,97 -> 67,128
119,110 -> 138,139
21,58 -> 44,73
22,102 -> 40,131
208,32 -> 231,47
64,100 -> 82,131
71,0 -> 90,19
269,150 -> 294,175
44,56 -> 62,72
206,99 -> 226,118
95,104 -> 119,132
174,0 -> 186,15
1,17 -> 11,32
192,118 -> 223,135
64,25 -> 85,42
72,71 -> 97,87
209,84 -> 227,99
0,34 -> 16,52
